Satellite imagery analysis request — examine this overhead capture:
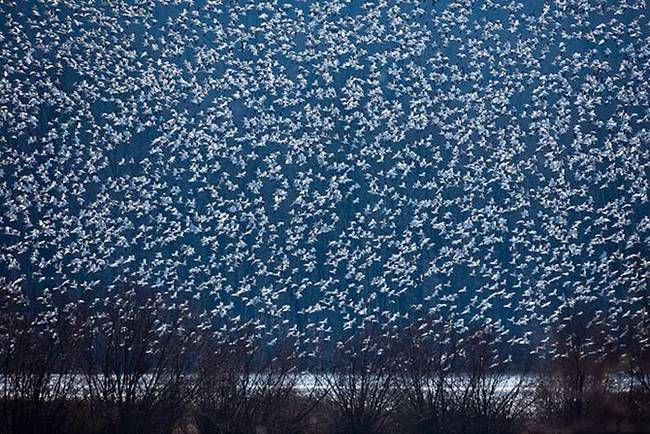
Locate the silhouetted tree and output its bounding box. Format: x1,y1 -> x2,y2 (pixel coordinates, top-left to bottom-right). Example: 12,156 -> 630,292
0,279 -> 75,434
393,316 -> 460,434
194,328 -> 321,434
318,327 -> 398,434
76,279 -> 196,434
447,328 -> 533,434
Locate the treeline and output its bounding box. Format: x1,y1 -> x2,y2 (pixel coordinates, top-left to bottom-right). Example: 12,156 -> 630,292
1,281 -> 650,434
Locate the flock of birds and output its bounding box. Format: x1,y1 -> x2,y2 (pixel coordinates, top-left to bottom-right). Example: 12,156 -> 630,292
0,0 -> 649,365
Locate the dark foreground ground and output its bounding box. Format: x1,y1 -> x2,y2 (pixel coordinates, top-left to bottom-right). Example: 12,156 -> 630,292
2,387 -> 650,434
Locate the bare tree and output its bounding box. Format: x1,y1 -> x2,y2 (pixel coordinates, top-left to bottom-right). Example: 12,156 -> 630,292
623,257 -> 650,410
535,312 -> 611,426
0,279 -> 75,434
318,328 -> 398,434
393,317 -> 460,434
447,329 -> 534,434
628,329 -> 650,398
193,328 -> 321,434
621,313 -> 650,424
76,280 -> 196,434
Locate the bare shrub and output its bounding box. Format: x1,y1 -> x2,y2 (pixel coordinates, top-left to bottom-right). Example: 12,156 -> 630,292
193,329 -> 321,434
446,329 -> 533,434
534,312 -> 612,428
0,279 -> 75,434
621,313 -> 650,425
393,316 -> 460,434
76,280 -> 196,434
318,329 -> 398,434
